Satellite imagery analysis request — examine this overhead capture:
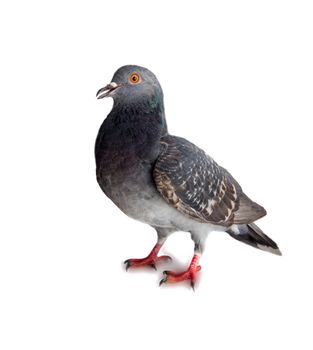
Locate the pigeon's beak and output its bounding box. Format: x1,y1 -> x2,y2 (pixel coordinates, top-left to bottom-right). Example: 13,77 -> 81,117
96,82 -> 120,99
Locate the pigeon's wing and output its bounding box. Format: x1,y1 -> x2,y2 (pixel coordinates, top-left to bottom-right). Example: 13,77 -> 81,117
153,135 -> 266,226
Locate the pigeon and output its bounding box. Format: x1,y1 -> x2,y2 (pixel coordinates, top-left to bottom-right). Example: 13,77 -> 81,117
95,65 -> 281,289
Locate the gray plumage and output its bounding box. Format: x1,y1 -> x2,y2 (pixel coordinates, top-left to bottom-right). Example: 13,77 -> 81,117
154,135 -> 266,225
95,65 -> 281,287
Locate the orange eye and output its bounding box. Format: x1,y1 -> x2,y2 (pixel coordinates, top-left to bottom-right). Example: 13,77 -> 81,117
129,72 -> 140,84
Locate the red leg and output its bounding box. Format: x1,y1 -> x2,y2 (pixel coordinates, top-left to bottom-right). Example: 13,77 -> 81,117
124,242 -> 172,271
159,254 -> 201,290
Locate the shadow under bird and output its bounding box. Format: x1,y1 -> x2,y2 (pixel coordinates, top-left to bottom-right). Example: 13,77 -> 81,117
95,65 -> 281,289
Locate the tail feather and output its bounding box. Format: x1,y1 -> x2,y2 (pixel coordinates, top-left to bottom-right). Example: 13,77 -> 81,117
226,223 -> 282,256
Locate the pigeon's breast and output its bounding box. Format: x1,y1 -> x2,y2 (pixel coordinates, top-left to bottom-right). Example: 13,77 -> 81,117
95,115 -> 161,211
96,151 -> 153,202
96,153 -> 166,225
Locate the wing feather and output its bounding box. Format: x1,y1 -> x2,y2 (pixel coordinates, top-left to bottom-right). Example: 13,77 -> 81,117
153,135 -> 266,226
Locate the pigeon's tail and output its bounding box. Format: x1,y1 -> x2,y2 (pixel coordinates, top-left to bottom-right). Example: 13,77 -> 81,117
226,223 -> 282,256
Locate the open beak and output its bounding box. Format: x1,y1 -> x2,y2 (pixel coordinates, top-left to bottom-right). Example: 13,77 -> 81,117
96,82 -> 120,99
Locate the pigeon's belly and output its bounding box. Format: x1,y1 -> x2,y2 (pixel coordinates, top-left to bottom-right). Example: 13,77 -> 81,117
99,168 -> 225,234
99,168 -> 172,226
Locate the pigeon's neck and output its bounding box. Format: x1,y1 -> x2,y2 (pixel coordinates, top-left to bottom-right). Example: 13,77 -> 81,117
112,93 -> 167,128
95,101 -> 167,167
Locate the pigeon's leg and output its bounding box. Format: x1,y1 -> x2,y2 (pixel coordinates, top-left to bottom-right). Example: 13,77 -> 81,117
159,232 -> 206,290
124,228 -> 174,271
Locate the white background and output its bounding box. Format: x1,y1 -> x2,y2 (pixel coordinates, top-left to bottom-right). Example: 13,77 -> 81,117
0,1 -> 312,349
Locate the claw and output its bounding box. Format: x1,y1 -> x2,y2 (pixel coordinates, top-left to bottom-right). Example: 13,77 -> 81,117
159,277 -> 167,286
150,263 -> 157,270
124,260 -> 131,271
190,280 -> 195,291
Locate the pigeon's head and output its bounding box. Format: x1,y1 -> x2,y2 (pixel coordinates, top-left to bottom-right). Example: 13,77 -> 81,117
96,65 -> 164,111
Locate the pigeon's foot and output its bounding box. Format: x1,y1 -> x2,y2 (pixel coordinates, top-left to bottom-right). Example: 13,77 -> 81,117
124,243 -> 172,271
159,254 -> 201,290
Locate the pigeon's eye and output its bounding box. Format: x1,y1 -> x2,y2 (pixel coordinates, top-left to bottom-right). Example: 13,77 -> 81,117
129,73 -> 140,84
